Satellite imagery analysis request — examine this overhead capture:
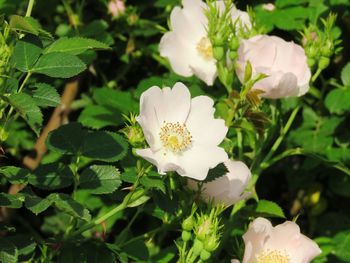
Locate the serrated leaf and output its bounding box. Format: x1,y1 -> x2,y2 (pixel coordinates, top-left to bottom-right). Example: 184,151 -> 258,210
0,193 -> 24,208
49,193 -> 91,221
140,172 -> 166,193
9,15 -> 40,35
341,62 -> 350,86
203,163 -> 228,183
0,166 -> 30,184
6,235 -> 36,257
7,93 -> 43,136
0,239 -> 18,263
32,52 -> 86,78
44,37 -> 110,55
30,83 -> 61,107
93,88 -> 138,113
255,199 -> 286,218
28,163 -> 74,190
25,194 -> 53,215
79,165 -> 121,194
46,123 -> 129,162
78,105 -> 123,129
10,35 -> 42,72
325,88 -> 350,114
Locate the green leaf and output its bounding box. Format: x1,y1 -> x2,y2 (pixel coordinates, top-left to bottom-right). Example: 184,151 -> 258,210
255,199 -> 286,218
28,163 -> 74,190
127,189 -> 150,208
325,88 -> 350,114
93,88 -> 138,113
0,193 -> 24,208
30,83 -> 61,107
25,194 -> 53,215
11,35 -> 42,72
341,62 -> 350,86
6,235 -> 36,257
7,93 -> 43,136
122,239 -> 149,261
46,123 -> 128,162
0,166 -> 30,184
333,231 -> 350,261
203,163 -> 228,183
78,105 -> 123,129
140,172 -> 166,194
44,37 -> 110,55
49,193 -> 91,221
0,239 -> 18,263
79,165 -> 121,194
9,15 -> 40,35
32,52 -> 86,78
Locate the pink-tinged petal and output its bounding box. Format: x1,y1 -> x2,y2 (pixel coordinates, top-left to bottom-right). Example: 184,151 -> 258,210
242,217 -> 273,263
177,145 -> 228,180
136,148 -> 180,175
231,260 -> 240,263
186,96 -> 228,146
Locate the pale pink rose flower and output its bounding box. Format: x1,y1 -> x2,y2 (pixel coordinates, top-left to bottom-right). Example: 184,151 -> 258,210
188,160 -> 251,206
108,0 -> 125,19
136,82 -> 228,180
262,3 -> 276,11
236,35 -> 311,99
233,217 -> 321,263
159,0 -> 251,86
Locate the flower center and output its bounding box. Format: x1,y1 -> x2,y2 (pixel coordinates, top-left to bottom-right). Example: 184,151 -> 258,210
196,37 -> 213,60
159,122 -> 192,153
255,249 -> 290,263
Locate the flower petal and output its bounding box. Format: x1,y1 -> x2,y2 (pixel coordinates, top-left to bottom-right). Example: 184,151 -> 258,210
190,60 -> 217,86
186,96 -> 228,146
177,145 -> 228,180
136,148 -> 180,175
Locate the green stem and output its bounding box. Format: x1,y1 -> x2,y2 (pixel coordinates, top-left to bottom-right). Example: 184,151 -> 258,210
25,0 -> 35,17
18,72 -> 32,93
237,129 -> 243,160
260,106 -> 300,168
311,68 -> 322,82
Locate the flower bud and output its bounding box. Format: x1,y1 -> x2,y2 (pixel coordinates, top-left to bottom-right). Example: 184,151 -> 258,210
181,230 -> 192,242
307,58 -> 316,68
320,41 -> 333,57
200,250 -> 211,261
213,46 -> 224,61
204,236 -> 218,252
197,220 -> 210,241
318,56 -> 330,70
229,51 -> 237,60
213,34 -> 225,46
193,238 -> 204,255
182,216 -> 194,231
229,37 -> 240,51
306,46 -> 318,58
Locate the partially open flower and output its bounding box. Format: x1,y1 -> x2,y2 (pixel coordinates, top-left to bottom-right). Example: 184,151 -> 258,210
233,217 -> 321,263
236,35 -> 311,99
108,0 -> 125,19
159,0 -> 250,85
136,82 -> 228,180
188,160 -> 251,206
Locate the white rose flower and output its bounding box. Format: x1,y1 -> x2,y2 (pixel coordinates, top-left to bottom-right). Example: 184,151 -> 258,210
136,82 -> 228,180
188,160 -> 252,206
236,34 -> 311,99
232,217 -> 321,263
159,0 -> 251,86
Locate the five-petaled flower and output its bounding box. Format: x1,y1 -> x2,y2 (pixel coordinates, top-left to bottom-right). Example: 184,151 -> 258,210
136,82 -> 228,180
231,217 -> 321,263
159,0 -> 250,86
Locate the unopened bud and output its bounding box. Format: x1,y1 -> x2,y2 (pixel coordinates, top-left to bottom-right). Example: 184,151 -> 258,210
306,46 -> 318,58
200,250 -> 211,261
307,58 -> 316,68
318,56 -> 330,70
213,34 -> 225,46
213,46 -> 224,61
229,51 -> 237,60
193,238 -> 204,255
181,230 -> 192,241
182,216 -> 194,231
204,236 -> 218,252
229,37 -> 240,51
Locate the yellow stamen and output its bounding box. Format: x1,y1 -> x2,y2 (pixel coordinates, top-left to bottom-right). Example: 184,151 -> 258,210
197,37 -> 213,60
255,249 -> 290,263
159,122 -> 192,153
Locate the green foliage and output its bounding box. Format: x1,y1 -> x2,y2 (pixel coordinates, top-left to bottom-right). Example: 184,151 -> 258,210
29,83 -> 61,108
79,165 -> 122,194
255,199 -> 286,218
46,122 -> 128,162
